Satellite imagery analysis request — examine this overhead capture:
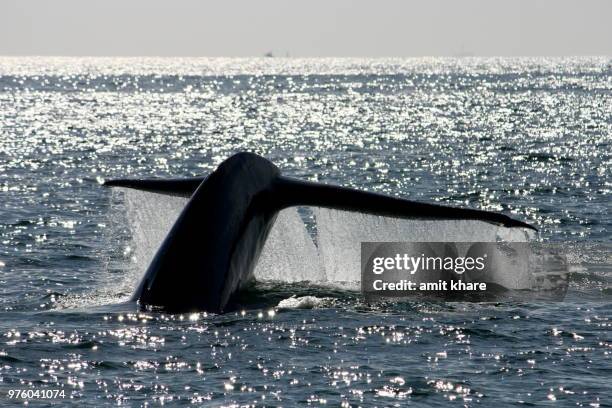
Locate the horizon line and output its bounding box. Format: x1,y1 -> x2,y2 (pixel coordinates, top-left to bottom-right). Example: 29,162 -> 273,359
0,54 -> 609,59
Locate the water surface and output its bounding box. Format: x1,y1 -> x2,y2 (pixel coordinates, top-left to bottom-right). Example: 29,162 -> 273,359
0,57 -> 610,406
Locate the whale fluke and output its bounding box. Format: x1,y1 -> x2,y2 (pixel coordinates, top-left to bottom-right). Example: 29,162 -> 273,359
103,177 -> 202,197
104,152 -> 536,313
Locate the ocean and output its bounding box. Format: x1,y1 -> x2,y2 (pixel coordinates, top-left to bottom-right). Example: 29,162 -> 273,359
0,57 -> 610,406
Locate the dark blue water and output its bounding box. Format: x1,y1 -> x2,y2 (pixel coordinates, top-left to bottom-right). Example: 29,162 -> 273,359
0,57 -> 610,406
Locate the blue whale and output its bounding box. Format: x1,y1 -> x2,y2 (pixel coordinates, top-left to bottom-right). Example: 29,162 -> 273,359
104,152 -> 535,313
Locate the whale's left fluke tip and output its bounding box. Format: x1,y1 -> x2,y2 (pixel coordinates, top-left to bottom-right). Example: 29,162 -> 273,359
102,177 -> 205,197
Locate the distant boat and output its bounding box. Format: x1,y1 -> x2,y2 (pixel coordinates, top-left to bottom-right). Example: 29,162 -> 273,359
454,51 -> 475,57
454,46 -> 474,57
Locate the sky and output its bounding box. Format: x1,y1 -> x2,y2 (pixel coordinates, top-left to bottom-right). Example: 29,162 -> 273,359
1,0 -> 610,57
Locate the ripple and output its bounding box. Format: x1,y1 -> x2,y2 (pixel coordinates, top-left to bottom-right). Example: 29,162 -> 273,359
0,57 -> 609,405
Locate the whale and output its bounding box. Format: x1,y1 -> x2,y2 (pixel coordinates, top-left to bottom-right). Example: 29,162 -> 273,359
104,152 -> 536,313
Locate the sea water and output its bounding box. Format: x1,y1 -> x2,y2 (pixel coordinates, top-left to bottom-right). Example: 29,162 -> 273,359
0,57 -> 610,406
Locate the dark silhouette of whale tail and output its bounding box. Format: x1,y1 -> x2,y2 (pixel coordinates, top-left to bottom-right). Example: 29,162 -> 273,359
104,152 -> 536,313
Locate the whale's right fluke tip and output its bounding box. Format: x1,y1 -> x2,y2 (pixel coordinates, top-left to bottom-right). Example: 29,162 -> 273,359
501,217 -> 538,231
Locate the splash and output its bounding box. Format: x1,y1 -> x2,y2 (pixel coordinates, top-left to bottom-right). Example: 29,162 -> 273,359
111,191 -> 564,297
254,208 -> 324,282
120,188 -> 188,277
314,208 -> 534,285
276,295 -> 329,310
102,188 -> 188,302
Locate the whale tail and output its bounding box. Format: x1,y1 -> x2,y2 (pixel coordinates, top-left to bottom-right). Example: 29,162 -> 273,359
104,152 -> 536,313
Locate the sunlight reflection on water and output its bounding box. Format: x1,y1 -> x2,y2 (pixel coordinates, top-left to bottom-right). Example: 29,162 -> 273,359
0,57 -> 609,406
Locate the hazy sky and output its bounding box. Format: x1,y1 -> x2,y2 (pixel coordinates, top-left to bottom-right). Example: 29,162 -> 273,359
1,0 -> 610,57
